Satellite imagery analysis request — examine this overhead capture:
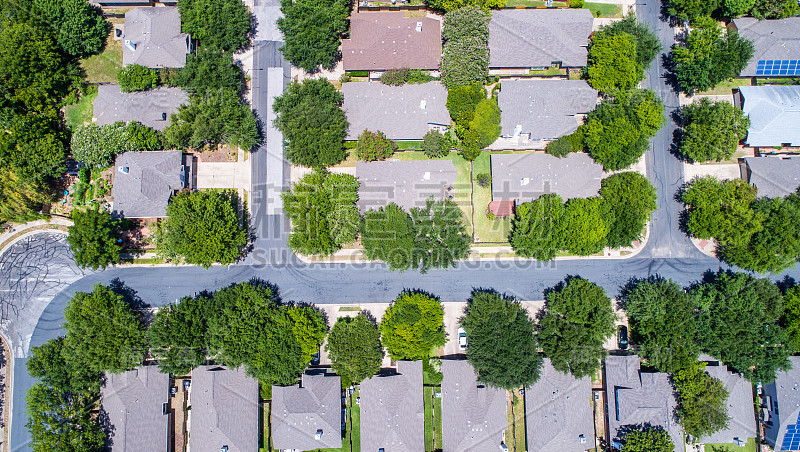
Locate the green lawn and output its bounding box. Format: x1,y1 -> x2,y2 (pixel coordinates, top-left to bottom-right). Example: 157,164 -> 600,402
394,140 -> 424,150
756,77 -> 800,86
423,386 -> 443,451
696,78 -> 750,96
259,401 -> 271,452
82,22 -> 123,83
500,1 -> 622,17
472,151 -> 513,243
528,67 -> 567,76
64,87 -> 98,131
703,438 -> 756,452
433,391 -> 442,449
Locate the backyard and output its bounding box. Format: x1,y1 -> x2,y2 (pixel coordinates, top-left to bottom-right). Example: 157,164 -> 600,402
501,1 -> 623,17
423,386 -> 443,451
64,87 -> 98,130
81,17 -> 124,83
505,392 -> 527,452
703,438 -> 757,452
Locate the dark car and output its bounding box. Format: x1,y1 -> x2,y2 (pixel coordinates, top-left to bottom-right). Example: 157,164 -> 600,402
618,325 -> 629,350
311,351 -> 320,366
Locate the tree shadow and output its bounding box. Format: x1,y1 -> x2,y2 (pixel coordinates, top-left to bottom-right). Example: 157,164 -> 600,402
108,278 -> 149,310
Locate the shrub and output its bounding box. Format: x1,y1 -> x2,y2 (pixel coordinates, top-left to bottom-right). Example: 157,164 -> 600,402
117,64 -> 159,92
569,0 -> 584,6
469,98 -> 501,149
422,130 -> 450,158
70,122 -> 135,167
380,68 -> 411,86
125,121 -> 163,151
447,84 -> 485,125
546,136 -> 574,157
347,70 -> 369,77
356,130 -> 396,161
476,173 -> 491,188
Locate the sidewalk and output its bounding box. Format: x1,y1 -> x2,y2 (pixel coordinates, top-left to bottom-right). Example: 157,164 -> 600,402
0,218 -> 71,256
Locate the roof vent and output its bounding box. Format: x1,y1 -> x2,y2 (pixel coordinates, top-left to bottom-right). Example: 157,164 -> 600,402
416,22 -> 422,32
124,40 -> 136,51
579,434 -> 586,444
520,177 -> 529,186
219,447 -> 229,452
419,100 -> 427,110
315,429 -> 324,440
118,166 -> 129,174
162,112 -> 167,121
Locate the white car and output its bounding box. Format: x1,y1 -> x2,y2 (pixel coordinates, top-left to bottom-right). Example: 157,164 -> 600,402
458,327 -> 467,350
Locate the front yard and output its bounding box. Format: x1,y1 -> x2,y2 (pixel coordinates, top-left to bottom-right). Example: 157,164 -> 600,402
702,438 -> 756,452
501,0 -> 623,18
472,151 -> 513,243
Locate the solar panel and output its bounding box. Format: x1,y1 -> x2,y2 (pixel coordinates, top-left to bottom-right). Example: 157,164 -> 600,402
782,411 -> 800,450
756,59 -> 800,76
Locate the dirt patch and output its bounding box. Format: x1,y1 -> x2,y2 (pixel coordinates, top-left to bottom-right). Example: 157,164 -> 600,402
120,218 -> 158,251
195,147 -> 239,163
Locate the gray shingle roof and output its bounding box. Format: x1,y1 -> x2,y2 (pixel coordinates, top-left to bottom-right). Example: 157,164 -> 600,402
112,151 -> 184,218
342,81 -> 450,141
189,366 -> 259,452
356,159 -> 457,212
342,12 -> 442,71
604,355 -> 682,450
360,360 -> 424,452
733,17 -> 800,77
743,156 -> 800,198
101,366 -> 169,452
93,84 -> 188,131
739,85 -> 800,147
271,372 -> 343,450
701,364 -> 756,445
441,360 -> 507,452
763,356 -> 800,450
498,79 -> 597,139
123,7 -> 190,68
489,9 -> 593,69
524,359 -> 592,452
490,152 -> 603,203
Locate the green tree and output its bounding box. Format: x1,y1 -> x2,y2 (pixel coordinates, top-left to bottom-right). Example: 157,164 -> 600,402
70,122 -> 136,167
440,7 -> 490,88
174,49 -> 244,96
621,426 -> 674,452
356,130 -> 396,161
673,362 -> 730,440
208,281 -> 306,384
546,137 -> 574,157
446,84 -> 485,124
277,0 -> 351,72
117,64 -> 159,92
468,98 -> 501,148
282,169 -> 359,256
326,313 -> 383,386
67,208 -> 121,270
751,0 -> 799,19
361,203 -> 418,272
422,130 -> 451,158
177,0 -> 252,51
461,290 -> 542,389
62,284 -> 147,374
163,88 -> 260,151
679,98 -> 750,162
510,194 -> 566,261
680,176 -> 762,247
0,168 -> 51,224
156,190 -> 247,267
25,0 -> 107,58
562,197 -> 613,255
693,270 -> 790,383
288,305 -> 328,364
622,276 -> 700,373
26,384 -> 105,452
598,15 -> 661,71
667,0 -> 720,21
124,121 -> 163,150
0,112 -> 66,183
425,0 -> 504,12
148,294 -> 215,375
27,337 -> 102,393
783,286 -> 800,351
721,0 -> 756,17
273,78 -> 348,167
599,172 -> 657,248
409,198 -> 471,273
538,278 -> 615,378
587,32 -> 642,92
379,291 -> 446,360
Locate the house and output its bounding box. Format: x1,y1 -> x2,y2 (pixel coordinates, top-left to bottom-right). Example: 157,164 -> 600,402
524,359 -> 593,452
342,82 -> 449,141
732,17 -> 800,78
698,361 -> 756,447
604,355 -> 683,450
93,85 -> 188,131
488,9 -> 594,73
763,356 -> 800,451
490,153 -> 603,204
498,80 -> 598,141
741,156 -> 800,198
122,7 -> 190,68
112,151 -> 186,218
441,360 -> 507,452
736,86 -> 800,147
271,372 -> 343,451
189,366 -> 258,452
360,360 -> 424,452
100,366 -> 170,452
356,160 -> 457,212
342,11 -> 441,73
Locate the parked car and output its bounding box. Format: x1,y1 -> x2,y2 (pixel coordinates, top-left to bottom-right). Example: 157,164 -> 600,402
311,351 -> 320,366
458,327 -> 467,350
618,325 -> 629,350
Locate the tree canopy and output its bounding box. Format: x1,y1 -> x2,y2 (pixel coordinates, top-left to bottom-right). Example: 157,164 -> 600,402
587,32 -> 641,93
784,286 -> 800,352
440,7 -> 490,88
156,190 -> 248,267
510,194 -> 566,261
620,426 -> 674,452
117,64 -> 159,92
273,78 -> 348,168
461,290 -> 542,389
277,0 -> 351,72
26,384 -> 106,452
673,363 -> 730,440
599,172 -> 657,248
538,278 -> 615,378
148,294 -> 215,375
356,130 -> 396,161
379,291 -> 446,360
67,208 -> 121,270
562,197 -> 614,255
178,0 -> 253,51
27,337 -> 102,394
679,97 -> 750,162
326,313 -> 383,386
20,0 -> 107,59
425,0 -> 504,12
598,15 -> 661,71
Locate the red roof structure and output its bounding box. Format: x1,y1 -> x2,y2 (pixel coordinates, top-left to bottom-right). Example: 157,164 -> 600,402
488,200 -> 515,217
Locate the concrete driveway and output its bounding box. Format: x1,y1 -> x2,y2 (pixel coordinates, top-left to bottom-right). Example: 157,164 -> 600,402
196,160 -> 250,190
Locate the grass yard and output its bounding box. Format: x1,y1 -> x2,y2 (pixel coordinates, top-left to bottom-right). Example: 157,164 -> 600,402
82,20 -> 124,83
703,438 -> 756,452
472,151 -> 513,243
505,392 -> 527,452
696,78 -> 750,96
395,140 -> 424,150
756,77 -> 800,86
501,1 -> 622,17
64,87 -> 98,130
528,67 -> 567,76
259,401 -> 271,452
423,386 -> 443,451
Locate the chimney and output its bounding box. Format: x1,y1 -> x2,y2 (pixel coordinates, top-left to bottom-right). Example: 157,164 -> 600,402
124,40 -> 136,51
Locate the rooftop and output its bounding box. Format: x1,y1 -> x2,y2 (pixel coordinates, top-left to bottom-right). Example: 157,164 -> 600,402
93,84 -> 188,131
101,366 -> 169,452
356,159 -> 457,212
701,363 -> 757,445
441,360 -> 507,452
498,79 -> 597,139
189,366 -> 259,452
739,85 -> 800,147
733,17 -> 800,77
123,7 -> 190,68
342,81 -> 450,141
489,9 -> 594,69
490,153 -> 603,203
524,359 -> 593,452
342,11 -> 442,71
271,372 -> 343,450
764,356 -> 800,450
742,156 -> 800,198
604,355 -> 682,449
360,360 -> 424,452
112,151 -> 184,218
